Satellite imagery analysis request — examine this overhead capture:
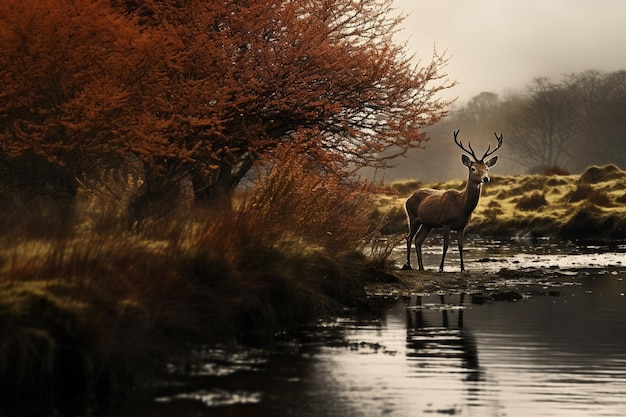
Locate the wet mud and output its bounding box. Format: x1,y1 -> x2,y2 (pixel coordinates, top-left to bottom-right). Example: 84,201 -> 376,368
368,236 -> 625,297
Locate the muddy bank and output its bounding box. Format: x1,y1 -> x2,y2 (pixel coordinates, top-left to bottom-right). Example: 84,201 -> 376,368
366,265 -> 626,299
0,236 -> 377,417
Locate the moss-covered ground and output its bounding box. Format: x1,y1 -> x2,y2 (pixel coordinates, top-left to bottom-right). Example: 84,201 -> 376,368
377,164 -> 626,240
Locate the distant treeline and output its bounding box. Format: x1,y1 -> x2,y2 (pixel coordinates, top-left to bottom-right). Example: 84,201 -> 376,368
384,70 -> 626,182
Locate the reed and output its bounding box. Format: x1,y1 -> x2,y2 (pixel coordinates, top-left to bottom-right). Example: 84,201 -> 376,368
0,149 -> 387,413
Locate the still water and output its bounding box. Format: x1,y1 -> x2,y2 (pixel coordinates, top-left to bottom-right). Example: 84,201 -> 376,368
122,239 -> 626,417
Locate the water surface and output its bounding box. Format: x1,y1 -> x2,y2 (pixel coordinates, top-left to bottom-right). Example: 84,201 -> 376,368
120,239 -> 626,417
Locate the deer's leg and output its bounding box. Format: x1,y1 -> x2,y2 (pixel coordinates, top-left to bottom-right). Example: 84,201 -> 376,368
458,228 -> 466,272
439,225 -> 451,272
403,217 -> 421,269
414,225 -> 432,271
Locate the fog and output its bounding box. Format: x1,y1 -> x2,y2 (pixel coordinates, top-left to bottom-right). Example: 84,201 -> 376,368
394,0 -> 626,103
375,1 -> 626,182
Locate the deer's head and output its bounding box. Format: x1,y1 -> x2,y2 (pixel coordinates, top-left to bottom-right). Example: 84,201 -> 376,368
454,130 -> 503,185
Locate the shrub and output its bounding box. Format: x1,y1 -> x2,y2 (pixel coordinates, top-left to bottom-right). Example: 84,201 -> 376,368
377,204 -> 407,235
559,206 -> 626,239
495,176 -> 547,199
390,180 -> 421,197
587,189 -> 612,207
616,193 -> 626,204
546,176 -> 568,187
566,183 -> 593,202
579,164 -> 625,184
565,184 -> 612,206
232,146 -> 377,254
515,192 -> 548,211
543,165 -> 570,176
482,201 -> 504,220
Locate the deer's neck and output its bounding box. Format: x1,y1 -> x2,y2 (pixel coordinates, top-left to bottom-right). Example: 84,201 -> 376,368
462,181 -> 482,216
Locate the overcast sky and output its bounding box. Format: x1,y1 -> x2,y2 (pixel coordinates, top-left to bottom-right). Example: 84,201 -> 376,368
393,0 -> 626,104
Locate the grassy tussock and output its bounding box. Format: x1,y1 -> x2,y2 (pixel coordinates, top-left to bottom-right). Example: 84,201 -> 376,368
381,164 -> 626,240
515,192 -> 548,211
0,149 -> 391,413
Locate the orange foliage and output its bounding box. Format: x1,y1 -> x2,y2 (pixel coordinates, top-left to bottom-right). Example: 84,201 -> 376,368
0,0 -> 454,205
0,0 -> 156,161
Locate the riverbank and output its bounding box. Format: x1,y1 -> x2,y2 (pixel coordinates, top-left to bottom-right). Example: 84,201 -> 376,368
0,228 -> 390,415
366,235 -> 626,303
0,155 -> 390,415
366,264 -> 626,298
2,163 -> 626,415
121,261 -> 626,417
2,233 -> 624,416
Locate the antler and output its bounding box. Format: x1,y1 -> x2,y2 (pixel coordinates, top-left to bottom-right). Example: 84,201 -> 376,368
453,130 -> 478,161
481,132 -> 504,160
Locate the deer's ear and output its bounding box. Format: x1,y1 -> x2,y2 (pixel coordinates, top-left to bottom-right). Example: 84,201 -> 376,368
461,154 -> 472,168
485,156 -> 498,167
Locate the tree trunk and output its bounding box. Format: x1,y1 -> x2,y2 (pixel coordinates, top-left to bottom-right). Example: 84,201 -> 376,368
0,152 -> 77,237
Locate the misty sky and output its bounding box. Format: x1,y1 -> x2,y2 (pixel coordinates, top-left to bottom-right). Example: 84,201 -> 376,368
394,0 -> 626,104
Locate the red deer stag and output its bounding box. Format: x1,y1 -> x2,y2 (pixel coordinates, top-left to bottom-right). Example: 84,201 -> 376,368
403,130 -> 503,272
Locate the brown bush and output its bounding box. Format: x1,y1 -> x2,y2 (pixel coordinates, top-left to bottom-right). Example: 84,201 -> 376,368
587,189 -> 613,207
616,193 -> 626,204
390,180 -> 422,197
483,201 -> 504,219
566,184 -> 612,206
559,206 -> 626,239
515,192 -> 548,211
232,146 -> 376,253
566,183 -> 593,202
377,205 -> 407,235
579,164 -> 625,184
543,165 -> 570,176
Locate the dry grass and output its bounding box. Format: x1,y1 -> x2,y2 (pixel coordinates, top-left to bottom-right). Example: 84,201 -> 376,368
381,164 -> 626,240
515,192 -> 548,211
0,148 -> 393,414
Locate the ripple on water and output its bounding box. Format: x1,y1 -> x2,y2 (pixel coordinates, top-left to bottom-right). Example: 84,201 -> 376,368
118,239 -> 626,417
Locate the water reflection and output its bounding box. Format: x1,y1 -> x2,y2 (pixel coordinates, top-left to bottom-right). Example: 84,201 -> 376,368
118,259 -> 626,417
406,294 -> 480,378
404,294 -> 484,415
393,236 -> 626,272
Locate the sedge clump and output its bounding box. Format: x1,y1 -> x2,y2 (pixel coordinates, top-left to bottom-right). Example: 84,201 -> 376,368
515,192 -> 548,211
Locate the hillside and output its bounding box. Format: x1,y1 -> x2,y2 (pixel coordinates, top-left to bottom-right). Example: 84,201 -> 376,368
377,164 -> 626,240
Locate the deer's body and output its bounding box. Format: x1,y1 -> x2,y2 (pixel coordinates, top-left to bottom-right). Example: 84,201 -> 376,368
407,185 -> 480,230
403,131 -> 502,272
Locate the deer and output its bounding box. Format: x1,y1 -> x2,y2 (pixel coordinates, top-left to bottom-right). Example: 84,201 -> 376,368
402,130 -> 503,272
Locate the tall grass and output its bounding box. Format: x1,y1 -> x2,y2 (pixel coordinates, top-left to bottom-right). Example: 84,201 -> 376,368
190,146 -> 390,335
0,147 -> 389,413
225,146 -> 375,252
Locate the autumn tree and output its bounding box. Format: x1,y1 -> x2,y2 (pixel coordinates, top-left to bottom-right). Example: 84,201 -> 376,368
1,0 -> 454,220
117,0 -> 454,205
0,0 -> 164,219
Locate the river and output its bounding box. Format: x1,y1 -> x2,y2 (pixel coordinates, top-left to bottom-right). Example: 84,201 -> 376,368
118,237 -> 626,417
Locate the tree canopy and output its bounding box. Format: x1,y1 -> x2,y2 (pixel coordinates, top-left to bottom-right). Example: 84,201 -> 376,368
0,0 -> 454,210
